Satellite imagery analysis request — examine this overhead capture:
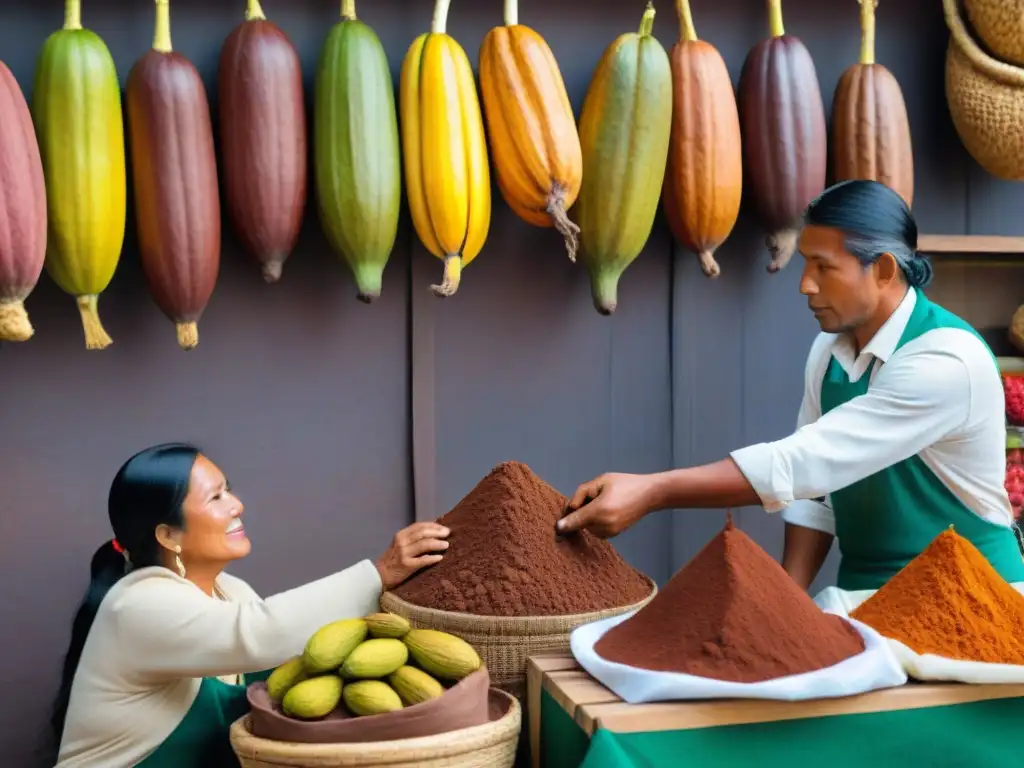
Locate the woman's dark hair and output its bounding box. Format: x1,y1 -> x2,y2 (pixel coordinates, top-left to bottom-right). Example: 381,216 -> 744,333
50,443 -> 200,744
804,179 -> 932,288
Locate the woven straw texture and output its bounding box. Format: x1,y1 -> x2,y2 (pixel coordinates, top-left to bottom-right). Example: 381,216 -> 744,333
229,689 -> 520,768
380,577 -> 657,701
963,0 -> 1024,65
945,0 -> 1024,180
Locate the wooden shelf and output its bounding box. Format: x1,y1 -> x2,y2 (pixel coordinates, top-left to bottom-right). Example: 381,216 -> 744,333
918,235 -> 1024,255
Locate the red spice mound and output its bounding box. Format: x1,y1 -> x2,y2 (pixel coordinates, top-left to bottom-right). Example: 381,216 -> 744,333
392,461 -> 652,616
595,519 -> 865,683
851,529 -> 1024,664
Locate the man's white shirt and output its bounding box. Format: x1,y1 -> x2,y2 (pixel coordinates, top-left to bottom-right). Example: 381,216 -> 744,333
730,288 -> 1014,535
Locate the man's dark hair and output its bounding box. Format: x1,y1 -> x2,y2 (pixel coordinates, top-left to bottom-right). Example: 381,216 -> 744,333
804,179 -> 932,288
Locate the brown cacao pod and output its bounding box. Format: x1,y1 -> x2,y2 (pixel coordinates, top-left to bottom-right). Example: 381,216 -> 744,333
0,61 -> 46,342
662,3 -> 742,279
832,1 -> 913,206
738,2 -> 826,273
218,9 -> 307,284
127,3 -> 220,351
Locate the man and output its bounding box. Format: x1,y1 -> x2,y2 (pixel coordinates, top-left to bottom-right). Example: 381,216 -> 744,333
558,179 -> 1024,591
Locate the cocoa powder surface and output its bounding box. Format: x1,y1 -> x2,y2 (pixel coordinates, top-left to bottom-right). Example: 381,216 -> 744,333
595,520 -> 865,683
851,529 -> 1024,664
392,461 -> 651,616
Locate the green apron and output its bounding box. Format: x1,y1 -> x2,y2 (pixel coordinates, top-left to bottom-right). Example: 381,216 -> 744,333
825,289 -> 1024,590
136,669 -> 270,768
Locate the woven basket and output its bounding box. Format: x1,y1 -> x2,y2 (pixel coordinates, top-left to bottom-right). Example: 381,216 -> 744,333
945,0 -> 1024,180
380,576 -> 657,701
963,0 -> 1024,65
229,689 -> 520,768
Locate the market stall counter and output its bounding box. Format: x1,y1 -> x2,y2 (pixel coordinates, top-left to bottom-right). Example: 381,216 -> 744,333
528,654 -> 1024,768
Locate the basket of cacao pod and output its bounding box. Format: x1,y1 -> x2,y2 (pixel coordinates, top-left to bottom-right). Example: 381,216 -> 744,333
944,0 -> 1024,180
380,461 -> 657,701
229,614 -> 521,767
962,0 -> 1024,66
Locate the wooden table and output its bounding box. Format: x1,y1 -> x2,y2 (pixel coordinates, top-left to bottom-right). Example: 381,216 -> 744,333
527,654 -> 1024,767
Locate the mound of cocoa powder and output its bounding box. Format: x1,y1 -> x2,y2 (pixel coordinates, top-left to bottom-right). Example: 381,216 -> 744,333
392,461 -> 651,616
595,518 -> 865,683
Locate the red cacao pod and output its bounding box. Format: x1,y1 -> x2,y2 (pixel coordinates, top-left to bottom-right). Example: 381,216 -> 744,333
218,5 -> 307,284
0,61 -> 46,342
832,0 -> 913,206
738,1 -> 826,273
662,0 -> 742,279
127,0 -> 220,350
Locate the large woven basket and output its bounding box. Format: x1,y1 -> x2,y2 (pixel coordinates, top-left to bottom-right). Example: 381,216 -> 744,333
963,0 -> 1024,65
945,0 -> 1024,180
380,576 -> 657,701
229,689 -> 520,768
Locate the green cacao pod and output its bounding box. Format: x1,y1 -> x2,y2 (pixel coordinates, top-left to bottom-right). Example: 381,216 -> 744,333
573,3 -> 672,314
32,0 -> 126,349
314,1 -> 401,302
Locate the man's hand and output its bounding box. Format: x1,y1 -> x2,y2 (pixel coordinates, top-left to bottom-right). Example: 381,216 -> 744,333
375,522 -> 450,590
556,473 -> 661,538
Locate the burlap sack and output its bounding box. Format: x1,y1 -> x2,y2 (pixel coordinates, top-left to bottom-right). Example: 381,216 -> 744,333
247,668 -> 491,744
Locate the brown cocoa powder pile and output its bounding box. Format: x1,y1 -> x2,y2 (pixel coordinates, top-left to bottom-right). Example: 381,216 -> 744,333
595,519 -> 865,683
392,461 -> 651,616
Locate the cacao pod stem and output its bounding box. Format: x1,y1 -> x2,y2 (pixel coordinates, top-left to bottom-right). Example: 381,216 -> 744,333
546,183 -> 580,262
503,0 -> 518,26
246,0 -> 265,21
859,0 -> 877,65
341,0 -> 356,21
77,295 -> 113,350
676,0 -> 697,41
430,255 -> 462,298
153,0 -> 172,53
176,322 -> 199,351
590,268 -> 622,316
699,251 -> 721,278
262,260 -> 283,283
767,0 -> 785,37
766,229 -> 798,273
64,0 -> 82,30
352,263 -> 384,304
431,0 -> 452,34
0,301 -> 33,342
639,3 -> 656,36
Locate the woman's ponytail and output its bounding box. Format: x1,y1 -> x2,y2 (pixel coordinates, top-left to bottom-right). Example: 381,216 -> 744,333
50,443 -> 198,751
50,542 -> 128,740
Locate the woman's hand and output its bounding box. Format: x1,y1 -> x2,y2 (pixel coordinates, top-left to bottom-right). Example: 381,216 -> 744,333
375,522 -> 450,590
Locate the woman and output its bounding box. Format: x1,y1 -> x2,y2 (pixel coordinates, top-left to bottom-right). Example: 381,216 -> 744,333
52,443 -> 450,767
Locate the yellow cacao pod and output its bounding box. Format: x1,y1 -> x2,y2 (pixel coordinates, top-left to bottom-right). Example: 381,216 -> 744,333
388,665 -> 444,706
403,629 -> 482,680
341,638 -> 409,679
266,655 -> 309,702
282,675 -> 343,720
365,612 -> 411,639
303,618 -> 368,673
342,679 -> 403,716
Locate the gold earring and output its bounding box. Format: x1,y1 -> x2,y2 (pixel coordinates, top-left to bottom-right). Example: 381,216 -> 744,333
174,545 -> 186,579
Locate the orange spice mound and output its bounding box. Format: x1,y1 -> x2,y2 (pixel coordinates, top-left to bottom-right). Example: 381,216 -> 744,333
851,529 -> 1024,664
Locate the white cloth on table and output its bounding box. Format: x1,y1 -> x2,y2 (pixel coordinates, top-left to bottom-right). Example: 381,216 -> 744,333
814,584 -> 1024,684
569,608 -> 907,704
